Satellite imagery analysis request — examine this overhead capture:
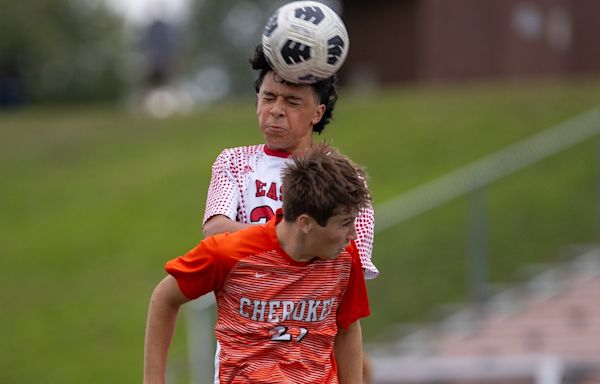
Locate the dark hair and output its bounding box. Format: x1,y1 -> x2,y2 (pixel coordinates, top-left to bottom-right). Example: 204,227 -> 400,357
249,45 -> 338,134
281,143 -> 371,226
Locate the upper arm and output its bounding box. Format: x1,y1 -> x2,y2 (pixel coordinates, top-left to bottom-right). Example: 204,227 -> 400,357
152,275 -> 192,307
203,150 -> 240,226
336,319 -> 361,338
334,320 -> 363,384
203,215 -> 251,237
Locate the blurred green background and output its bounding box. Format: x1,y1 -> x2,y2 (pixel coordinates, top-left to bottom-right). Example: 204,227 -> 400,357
3,80 -> 600,383
3,0 -> 600,383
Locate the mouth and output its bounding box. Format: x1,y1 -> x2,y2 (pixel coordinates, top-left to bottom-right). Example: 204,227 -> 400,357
267,125 -> 286,132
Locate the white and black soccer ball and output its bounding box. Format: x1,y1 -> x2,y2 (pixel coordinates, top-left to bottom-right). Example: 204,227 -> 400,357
262,1 -> 349,84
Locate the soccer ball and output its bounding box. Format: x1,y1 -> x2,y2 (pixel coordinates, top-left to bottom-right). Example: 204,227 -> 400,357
262,1 -> 349,84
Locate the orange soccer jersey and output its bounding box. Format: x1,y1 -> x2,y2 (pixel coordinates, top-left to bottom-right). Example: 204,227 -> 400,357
166,212 -> 370,383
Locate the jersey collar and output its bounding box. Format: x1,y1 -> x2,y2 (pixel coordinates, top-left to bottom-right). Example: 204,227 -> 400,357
263,146 -> 291,158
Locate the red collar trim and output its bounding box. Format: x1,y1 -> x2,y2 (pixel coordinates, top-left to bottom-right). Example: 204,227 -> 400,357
264,146 -> 291,158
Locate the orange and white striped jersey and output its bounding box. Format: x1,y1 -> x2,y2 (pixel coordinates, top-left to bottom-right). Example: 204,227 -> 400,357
203,144 -> 378,279
166,212 -> 370,383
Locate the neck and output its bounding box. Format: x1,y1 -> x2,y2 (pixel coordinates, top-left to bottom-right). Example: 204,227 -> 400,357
275,220 -> 313,262
268,136 -> 314,155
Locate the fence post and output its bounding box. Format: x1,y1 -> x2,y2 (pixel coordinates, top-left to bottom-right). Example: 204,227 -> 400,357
598,135 -> 600,241
185,295 -> 216,384
467,188 -> 489,306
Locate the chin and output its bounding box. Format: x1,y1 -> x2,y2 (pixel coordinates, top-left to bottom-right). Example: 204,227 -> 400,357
265,140 -> 285,150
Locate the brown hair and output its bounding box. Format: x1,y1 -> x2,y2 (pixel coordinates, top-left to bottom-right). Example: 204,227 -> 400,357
281,144 -> 371,226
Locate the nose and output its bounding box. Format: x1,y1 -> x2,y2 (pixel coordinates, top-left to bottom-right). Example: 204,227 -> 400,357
270,97 -> 286,117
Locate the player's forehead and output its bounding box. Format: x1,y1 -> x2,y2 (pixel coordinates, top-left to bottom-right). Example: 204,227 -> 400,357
259,71 -> 316,99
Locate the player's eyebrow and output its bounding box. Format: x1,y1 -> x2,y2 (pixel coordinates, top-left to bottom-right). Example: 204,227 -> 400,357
261,89 -> 305,102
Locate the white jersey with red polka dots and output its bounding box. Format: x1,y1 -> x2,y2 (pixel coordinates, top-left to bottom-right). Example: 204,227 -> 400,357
203,144 -> 378,279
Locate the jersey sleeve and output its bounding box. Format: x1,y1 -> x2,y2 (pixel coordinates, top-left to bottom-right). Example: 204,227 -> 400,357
203,149 -> 240,226
165,234 -> 237,300
355,202 -> 379,279
336,242 -> 370,330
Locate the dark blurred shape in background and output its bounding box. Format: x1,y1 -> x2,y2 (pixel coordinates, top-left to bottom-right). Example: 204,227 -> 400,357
0,0 -> 125,108
0,48 -> 26,107
339,0 -> 600,88
140,18 -> 180,90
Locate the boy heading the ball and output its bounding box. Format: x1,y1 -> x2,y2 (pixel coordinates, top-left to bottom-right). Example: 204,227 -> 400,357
203,44 -> 378,280
199,2 -> 378,382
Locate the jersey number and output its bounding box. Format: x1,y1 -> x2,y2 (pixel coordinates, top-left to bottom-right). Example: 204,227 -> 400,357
269,326 -> 308,342
250,205 -> 275,223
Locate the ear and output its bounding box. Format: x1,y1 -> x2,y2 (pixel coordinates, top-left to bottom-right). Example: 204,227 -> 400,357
297,214 -> 314,234
311,104 -> 326,125
256,93 -> 260,114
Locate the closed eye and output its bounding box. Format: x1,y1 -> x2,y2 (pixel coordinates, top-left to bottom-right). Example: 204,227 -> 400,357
286,97 -> 302,106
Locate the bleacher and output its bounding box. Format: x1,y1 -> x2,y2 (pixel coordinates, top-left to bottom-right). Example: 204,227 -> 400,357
368,248 -> 600,384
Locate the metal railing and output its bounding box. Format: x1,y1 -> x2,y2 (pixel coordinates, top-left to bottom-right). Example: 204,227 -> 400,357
374,106 -> 600,302
375,106 -> 600,232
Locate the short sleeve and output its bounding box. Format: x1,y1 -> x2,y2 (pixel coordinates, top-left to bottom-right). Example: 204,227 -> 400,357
203,150 -> 240,226
165,235 -> 235,300
355,202 -> 378,279
336,243 -> 370,330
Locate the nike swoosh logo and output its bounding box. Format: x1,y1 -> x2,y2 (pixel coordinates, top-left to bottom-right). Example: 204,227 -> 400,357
255,272 -> 269,278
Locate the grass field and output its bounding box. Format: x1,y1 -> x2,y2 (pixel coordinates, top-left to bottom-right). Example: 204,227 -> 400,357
2,79 -> 600,383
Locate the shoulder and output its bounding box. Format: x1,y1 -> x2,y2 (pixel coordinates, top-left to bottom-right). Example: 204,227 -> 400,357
204,224 -> 271,258
216,144 -> 264,160
213,144 -> 265,174
212,144 -> 264,169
